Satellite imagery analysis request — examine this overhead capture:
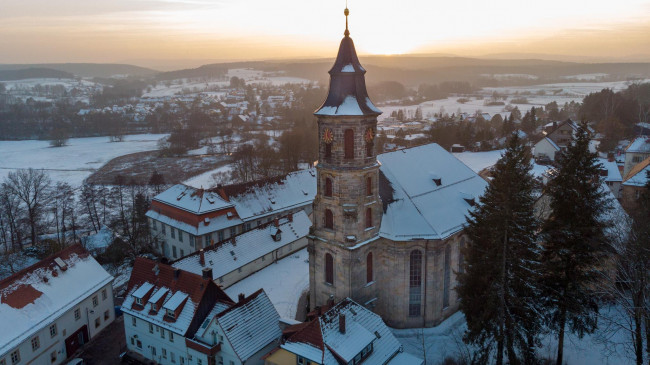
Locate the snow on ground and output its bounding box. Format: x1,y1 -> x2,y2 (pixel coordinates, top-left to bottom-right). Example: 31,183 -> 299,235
0,134 -> 166,186
453,150 -> 504,173
183,164 -> 234,188
225,247 -> 309,319
393,308 -> 632,364
1,78 -> 97,91
483,79 -> 650,98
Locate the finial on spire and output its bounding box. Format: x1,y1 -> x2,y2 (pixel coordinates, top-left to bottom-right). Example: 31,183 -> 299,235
344,6 -> 350,37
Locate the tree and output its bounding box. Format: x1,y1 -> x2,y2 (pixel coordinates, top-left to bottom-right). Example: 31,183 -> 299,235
3,169 -> 51,246
457,133 -> 542,365
540,122 -> 610,365
148,171 -> 166,194
501,114 -> 515,137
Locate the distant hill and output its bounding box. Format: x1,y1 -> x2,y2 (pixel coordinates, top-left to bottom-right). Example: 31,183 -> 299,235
0,63 -> 158,78
0,68 -> 74,81
157,56 -> 650,87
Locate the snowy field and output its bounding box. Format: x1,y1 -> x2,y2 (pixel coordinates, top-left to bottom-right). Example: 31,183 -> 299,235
183,164 -> 234,188
1,78 -> 98,91
0,134 -> 166,186
225,247 -> 309,319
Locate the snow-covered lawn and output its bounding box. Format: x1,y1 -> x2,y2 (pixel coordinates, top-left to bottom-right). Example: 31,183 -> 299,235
0,134 -> 166,186
225,247 -> 309,319
183,164 -> 234,188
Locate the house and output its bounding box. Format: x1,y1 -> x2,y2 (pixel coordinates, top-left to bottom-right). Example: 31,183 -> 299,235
0,244 -> 114,365
621,156 -> 650,212
263,298 -> 422,365
598,157 -> 623,198
147,169 -> 317,261
172,210 -> 311,288
533,136 -> 561,161
623,136 -> 650,178
122,258 -> 282,365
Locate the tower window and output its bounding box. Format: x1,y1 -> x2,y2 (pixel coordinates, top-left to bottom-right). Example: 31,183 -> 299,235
409,250 -> 423,316
443,244 -> 451,308
366,176 -> 372,196
325,253 -> 334,285
325,143 -> 332,160
366,252 -> 373,283
365,207 -> 372,228
366,141 -> 373,157
325,178 -> 333,197
325,209 -> 334,229
344,129 -> 354,159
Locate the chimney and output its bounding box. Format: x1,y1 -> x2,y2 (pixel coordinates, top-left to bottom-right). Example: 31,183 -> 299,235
339,313 -> 346,334
174,268 -> 181,280
204,217 -> 210,226
327,295 -> 335,307
199,249 -> 205,266
202,267 -> 212,280
288,213 -> 293,222
274,218 -> 280,227
238,293 -> 246,302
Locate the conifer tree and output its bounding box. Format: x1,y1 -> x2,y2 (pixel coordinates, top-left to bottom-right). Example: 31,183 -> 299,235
457,133 -> 542,365
539,122 -> 610,365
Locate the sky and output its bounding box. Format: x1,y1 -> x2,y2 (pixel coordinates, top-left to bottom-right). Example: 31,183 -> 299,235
1,0 -> 650,69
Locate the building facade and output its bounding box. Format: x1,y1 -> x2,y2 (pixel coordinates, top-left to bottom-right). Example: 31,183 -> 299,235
623,136 -> 650,178
308,11 -> 488,329
0,244 -> 114,365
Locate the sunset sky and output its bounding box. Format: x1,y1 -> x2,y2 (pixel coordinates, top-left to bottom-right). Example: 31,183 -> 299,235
2,0 -> 650,69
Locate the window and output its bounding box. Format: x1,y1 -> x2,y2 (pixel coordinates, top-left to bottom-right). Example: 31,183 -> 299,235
197,359 -> 203,365
230,227 -> 237,237
172,246 -> 177,258
152,220 -> 157,231
344,129 -> 354,159
218,230 -> 224,242
160,328 -> 165,339
102,288 -> 107,300
180,357 -> 185,364
50,351 -> 57,363
104,310 -> 109,320
325,253 -> 334,285
136,340 -> 142,349
325,143 -> 332,160
324,177 -> 333,197
458,238 -> 465,275
152,347 -> 157,357
366,176 -> 372,196
245,222 -> 251,231
189,235 -> 195,246
366,252 -> 373,283
409,250 -> 423,316
297,356 -> 308,365
180,249 -> 184,257
95,317 -> 100,328
171,352 -> 176,363
178,231 -> 183,242
92,295 -> 98,307
149,323 -> 154,333
31,336 -> 40,351
169,332 -> 174,342
161,224 -> 166,235
162,348 -> 167,358
443,244 -> 451,308
324,209 -> 333,229
10,350 -> 20,364
49,324 -> 57,338
365,207 -> 372,228
74,308 -> 81,320
132,316 -> 137,327
135,297 -> 143,306
167,309 -> 176,320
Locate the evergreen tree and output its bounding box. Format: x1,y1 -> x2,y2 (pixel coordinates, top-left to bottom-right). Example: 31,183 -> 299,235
501,114 -> 515,137
457,133 -> 542,365
539,122 -> 610,365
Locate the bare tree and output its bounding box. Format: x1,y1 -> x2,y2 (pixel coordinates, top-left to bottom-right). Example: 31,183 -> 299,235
0,184 -> 24,250
3,169 -> 51,246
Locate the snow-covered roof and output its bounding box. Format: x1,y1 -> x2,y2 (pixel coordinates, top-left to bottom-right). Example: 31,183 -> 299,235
172,210 -> 311,281
625,136 -> 650,154
163,291 -> 188,311
537,136 -> 560,151
377,144 -> 488,241
132,282 -> 154,299
0,244 -> 113,357
123,284 -> 196,335
153,184 -> 233,214
597,158 -> 622,182
225,169 -> 316,221
146,209 -> 242,236
314,95 -> 381,116
281,299 -> 420,365
623,157 -> 650,187
216,290 -> 281,362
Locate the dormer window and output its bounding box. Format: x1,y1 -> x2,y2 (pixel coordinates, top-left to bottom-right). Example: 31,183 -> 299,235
135,298 -> 142,306
151,303 -> 157,312
166,309 -> 175,319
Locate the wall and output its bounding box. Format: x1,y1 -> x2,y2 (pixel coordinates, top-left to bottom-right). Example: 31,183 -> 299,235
124,313 -> 190,365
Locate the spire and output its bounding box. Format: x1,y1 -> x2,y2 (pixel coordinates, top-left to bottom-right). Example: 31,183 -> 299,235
344,7 -> 350,37
314,7 -> 381,117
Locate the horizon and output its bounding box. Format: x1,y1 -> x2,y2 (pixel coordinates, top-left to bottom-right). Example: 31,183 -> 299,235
2,0 -> 650,70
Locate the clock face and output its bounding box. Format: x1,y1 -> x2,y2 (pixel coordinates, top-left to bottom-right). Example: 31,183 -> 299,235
323,128 -> 334,144
364,128 -> 374,143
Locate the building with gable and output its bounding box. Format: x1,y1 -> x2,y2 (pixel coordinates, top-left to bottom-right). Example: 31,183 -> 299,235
307,9 -> 488,328
123,258 -> 282,365
623,136 -> 650,178
621,156 -> 650,212
263,298 -> 422,365
172,210 -> 311,288
147,169 -> 316,260
0,244 -> 114,365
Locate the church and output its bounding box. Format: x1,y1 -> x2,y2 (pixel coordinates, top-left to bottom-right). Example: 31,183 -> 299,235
308,9 -> 488,329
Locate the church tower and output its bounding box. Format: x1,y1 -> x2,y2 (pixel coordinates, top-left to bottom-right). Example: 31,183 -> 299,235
309,7 -> 383,310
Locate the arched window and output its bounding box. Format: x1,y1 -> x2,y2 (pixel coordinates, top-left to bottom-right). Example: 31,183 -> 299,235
409,250 -> 423,316
366,252 -> 373,283
324,178 -> 332,197
443,244 -> 451,308
324,209 -> 334,229
365,207 -> 372,228
325,253 -> 334,284
325,143 -> 332,160
366,141 -> 373,157
366,176 -> 372,196
344,129 -> 354,159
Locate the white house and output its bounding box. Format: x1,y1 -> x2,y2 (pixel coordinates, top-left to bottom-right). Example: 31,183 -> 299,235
122,258 -> 281,365
623,136 -> 650,178
147,169 -> 316,261
0,244 -> 114,365
598,157 -> 623,198
533,136 -> 561,161
172,210 -> 311,288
